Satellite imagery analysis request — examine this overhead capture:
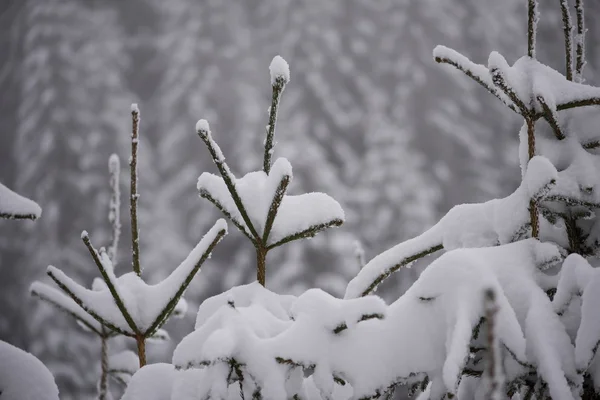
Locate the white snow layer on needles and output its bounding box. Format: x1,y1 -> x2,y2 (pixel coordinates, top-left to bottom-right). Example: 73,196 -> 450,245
0,182 -> 41,219
487,51 -> 600,113
169,239 -> 576,400
0,340 -> 59,400
345,156 -> 557,298
197,157 -> 344,246
121,363 -> 174,400
46,219 -> 227,334
30,281 -> 102,333
269,55 -> 290,84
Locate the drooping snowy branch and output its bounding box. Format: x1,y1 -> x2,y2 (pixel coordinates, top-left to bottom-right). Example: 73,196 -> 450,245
433,46 -> 519,114
30,282 -> 103,335
0,182 -> 41,220
346,156 -> 557,298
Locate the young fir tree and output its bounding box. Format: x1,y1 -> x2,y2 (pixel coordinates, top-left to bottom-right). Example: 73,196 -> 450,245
121,1 -> 600,399
30,154 -> 183,400
44,104 -> 227,376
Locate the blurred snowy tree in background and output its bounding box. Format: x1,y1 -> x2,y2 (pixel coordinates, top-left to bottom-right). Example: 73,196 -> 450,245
0,0 -> 599,398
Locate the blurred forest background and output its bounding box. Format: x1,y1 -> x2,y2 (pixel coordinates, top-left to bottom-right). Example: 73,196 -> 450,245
1,0 -> 600,398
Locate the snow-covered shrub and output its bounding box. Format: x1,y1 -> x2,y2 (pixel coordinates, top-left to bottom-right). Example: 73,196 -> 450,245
120,1 -> 600,399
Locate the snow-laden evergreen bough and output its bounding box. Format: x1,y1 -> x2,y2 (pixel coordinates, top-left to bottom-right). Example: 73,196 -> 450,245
121,4 -> 600,397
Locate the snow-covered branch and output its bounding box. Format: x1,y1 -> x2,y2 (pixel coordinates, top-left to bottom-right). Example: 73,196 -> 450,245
264,55 -> 290,174
130,104 -> 141,276
0,182 -> 41,220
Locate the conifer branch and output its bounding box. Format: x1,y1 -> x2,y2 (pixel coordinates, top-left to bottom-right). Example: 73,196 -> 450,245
528,0 -> 539,59
490,67 -> 529,114
196,121 -> 261,240
266,219 -> 344,250
30,285 -> 102,336
556,97 -> 600,111
559,0 -> 574,81
198,189 -> 256,245
433,53 -> 519,114
358,244 -> 444,297
582,139 -> 600,149
263,66 -> 289,174
262,175 -> 290,243
130,104 -> 141,276
575,0 -> 586,81
0,212 -> 39,220
107,154 -> 121,266
81,233 -> 139,333
143,225 -> 227,337
46,267 -> 133,337
537,96 -> 565,140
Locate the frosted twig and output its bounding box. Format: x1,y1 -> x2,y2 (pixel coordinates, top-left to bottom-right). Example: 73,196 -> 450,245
559,0 -> 574,81
264,56 -> 290,174
107,154 -> 121,266
433,47 -> 519,114
490,66 -> 529,114
198,188 -> 256,244
528,0 -> 539,59
262,175 -> 291,243
130,104 -> 141,276
197,121 -> 260,240
537,96 -> 565,140
266,219 -> 344,250
81,233 -> 139,333
143,223 -> 227,337
575,0 -> 586,82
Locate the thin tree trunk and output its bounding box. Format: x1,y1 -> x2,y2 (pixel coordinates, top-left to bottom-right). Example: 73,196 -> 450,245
256,247 -> 266,286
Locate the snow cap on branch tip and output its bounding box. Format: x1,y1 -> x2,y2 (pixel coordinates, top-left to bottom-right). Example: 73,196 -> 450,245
196,119 -> 210,134
81,230 -> 89,240
108,153 -> 120,172
269,55 -> 290,85
487,51 -> 510,72
213,218 -> 228,234
130,103 -> 139,113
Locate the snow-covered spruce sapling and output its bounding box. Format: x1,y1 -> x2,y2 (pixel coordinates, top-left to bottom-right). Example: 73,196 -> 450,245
195,55 -> 344,286
44,105 -> 227,368
30,154 -> 183,399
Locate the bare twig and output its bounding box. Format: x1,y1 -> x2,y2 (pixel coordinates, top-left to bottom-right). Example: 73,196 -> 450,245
537,95 -> 565,140
264,77 -> 287,174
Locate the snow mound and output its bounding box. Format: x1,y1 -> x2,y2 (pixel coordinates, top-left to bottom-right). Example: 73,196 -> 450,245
0,340 -> 59,400
121,363 -> 174,400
